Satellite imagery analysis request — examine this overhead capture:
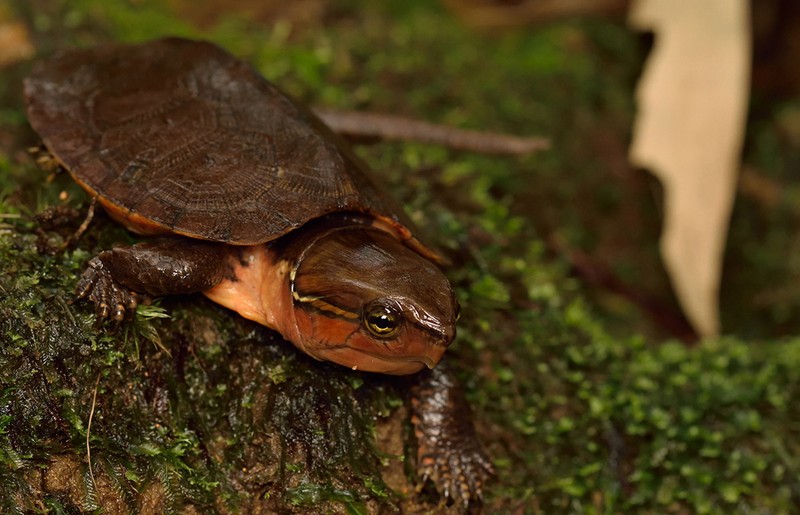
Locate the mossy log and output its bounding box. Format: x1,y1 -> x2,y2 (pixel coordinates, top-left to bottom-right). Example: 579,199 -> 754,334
0,201 -> 442,513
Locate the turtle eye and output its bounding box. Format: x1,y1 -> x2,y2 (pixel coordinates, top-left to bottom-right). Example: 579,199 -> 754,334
364,304 -> 401,338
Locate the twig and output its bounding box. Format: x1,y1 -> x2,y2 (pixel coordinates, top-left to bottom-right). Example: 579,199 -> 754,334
87,373 -> 101,493
59,196 -> 96,251
312,107 -> 550,156
56,295 -> 77,326
443,0 -> 629,29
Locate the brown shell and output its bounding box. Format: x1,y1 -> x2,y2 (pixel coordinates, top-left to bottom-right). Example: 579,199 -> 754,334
24,37 -> 435,257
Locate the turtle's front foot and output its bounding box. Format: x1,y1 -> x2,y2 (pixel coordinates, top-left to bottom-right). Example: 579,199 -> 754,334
76,255 -> 148,323
410,364 -> 494,506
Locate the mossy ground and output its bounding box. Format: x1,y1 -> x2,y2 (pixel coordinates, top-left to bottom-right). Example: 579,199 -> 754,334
1,0 -> 799,513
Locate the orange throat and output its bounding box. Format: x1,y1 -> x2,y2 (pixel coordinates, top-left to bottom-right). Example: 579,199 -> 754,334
202,245 -> 300,344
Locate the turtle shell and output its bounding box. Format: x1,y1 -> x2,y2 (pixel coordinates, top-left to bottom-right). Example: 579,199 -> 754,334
24,37 -> 439,259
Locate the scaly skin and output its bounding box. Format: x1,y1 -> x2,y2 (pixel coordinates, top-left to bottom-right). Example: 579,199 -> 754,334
410,362 -> 494,506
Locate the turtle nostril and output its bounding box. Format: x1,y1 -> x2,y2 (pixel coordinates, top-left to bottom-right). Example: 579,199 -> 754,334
437,325 -> 456,347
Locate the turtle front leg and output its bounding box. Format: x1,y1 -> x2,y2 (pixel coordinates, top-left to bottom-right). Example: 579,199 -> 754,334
410,362 -> 494,506
76,237 -> 235,322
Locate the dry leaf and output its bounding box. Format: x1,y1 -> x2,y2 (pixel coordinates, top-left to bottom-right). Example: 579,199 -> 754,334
628,0 -> 751,337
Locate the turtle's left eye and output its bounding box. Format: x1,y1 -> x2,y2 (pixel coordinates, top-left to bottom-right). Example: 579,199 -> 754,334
364,304 -> 401,338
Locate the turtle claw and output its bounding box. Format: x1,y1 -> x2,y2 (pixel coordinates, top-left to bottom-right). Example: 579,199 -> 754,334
76,255 -> 144,324
410,366 -> 494,507
416,439 -> 494,506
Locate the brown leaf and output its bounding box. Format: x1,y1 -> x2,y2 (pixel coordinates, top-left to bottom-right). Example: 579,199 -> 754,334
628,0 -> 751,337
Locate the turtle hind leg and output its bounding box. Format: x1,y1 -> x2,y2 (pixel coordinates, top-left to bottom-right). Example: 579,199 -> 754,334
409,362 -> 494,506
76,237 -> 234,323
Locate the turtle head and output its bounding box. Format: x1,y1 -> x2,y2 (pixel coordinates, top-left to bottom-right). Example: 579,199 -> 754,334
286,225 -> 457,375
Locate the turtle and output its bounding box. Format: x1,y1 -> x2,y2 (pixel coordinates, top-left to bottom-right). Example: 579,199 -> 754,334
24,37 -> 492,503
